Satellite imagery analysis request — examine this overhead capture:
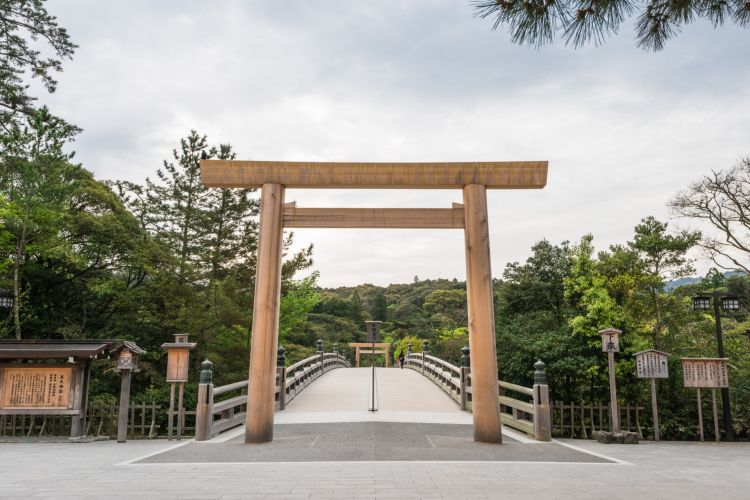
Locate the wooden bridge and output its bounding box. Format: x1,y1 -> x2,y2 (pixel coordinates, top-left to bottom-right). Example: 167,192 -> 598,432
194,346 -> 551,442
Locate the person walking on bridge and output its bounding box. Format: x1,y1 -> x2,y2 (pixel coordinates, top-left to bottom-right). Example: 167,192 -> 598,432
398,351 -> 405,369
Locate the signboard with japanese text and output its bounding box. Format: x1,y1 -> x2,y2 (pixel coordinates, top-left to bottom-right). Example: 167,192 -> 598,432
681,358 -> 729,388
600,329 -> 620,353
0,366 -> 73,409
365,321 -> 382,343
635,350 -> 669,379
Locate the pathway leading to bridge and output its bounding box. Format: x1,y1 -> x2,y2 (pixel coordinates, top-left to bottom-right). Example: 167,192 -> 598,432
278,367 -> 467,424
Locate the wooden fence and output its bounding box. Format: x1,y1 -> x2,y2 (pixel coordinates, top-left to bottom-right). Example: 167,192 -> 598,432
552,401 -> 645,438
0,401 -> 193,439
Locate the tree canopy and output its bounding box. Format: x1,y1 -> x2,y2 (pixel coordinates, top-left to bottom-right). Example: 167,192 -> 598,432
670,158 -> 750,274
473,0 -> 750,51
0,0 -> 77,130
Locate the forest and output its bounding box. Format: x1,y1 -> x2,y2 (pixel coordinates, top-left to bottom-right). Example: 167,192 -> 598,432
2,0 -> 750,440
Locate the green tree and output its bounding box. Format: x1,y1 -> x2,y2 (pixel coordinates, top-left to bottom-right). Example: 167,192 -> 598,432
473,0 -> 750,51
670,158 -> 750,274
0,107 -> 80,337
279,273 -> 321,344
628,216 -> 699,346
202,144 -> 259,284
422,288 -> 467,331
0,0 -> 77,129
565,235 -> 625,343
371,292 -> 388,321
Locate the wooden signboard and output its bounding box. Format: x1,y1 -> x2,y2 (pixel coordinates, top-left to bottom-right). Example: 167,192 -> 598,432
600,329 -> 620,353
682,358 -> 729,388
166,349 -> 190,383
0,366 -> 73,409
635,350 -> 669,379
365,322 -> 381,343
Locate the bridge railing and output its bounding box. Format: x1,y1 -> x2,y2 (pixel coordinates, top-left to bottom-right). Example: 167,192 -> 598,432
195,347 -> 349,441
404,347 -> 551,441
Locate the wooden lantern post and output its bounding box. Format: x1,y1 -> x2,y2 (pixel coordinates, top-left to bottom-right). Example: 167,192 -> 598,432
161,333 -> 196,440
600,328 -> 621,433
635,349 -> 669,441
114,343 -> 145,443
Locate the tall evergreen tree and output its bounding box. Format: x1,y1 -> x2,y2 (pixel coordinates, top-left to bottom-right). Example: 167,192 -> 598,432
474,0 -> 750,51
0,0 -> 77,130
0,107 -> 80,337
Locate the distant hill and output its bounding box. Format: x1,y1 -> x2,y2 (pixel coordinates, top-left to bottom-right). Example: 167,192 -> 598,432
665,271 -> 746,291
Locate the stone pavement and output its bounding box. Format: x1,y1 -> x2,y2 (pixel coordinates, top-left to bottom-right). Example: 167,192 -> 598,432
137,422 -> 608,463
2,369 -> 749,499
1,438 -> 749,499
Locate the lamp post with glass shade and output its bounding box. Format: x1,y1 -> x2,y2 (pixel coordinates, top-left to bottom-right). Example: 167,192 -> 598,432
0,289 -> 13,310
692,292 -> 738,441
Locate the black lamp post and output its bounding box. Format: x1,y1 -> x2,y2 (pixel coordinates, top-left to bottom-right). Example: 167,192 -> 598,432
0,289 -> 13,309
692,291 -> 738,441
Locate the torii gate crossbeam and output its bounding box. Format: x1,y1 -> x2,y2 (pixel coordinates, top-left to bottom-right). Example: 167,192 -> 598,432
200,160 -> 548,444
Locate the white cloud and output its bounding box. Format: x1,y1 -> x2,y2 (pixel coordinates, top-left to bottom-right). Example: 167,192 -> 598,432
43,0 -> 750,285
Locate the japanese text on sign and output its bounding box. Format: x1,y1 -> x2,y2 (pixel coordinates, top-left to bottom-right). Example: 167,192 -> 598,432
636,351 -> 669,379
681,358 -> 729,388
0,367 -> 72,409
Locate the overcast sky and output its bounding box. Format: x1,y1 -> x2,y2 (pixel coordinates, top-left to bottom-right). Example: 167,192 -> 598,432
43,1 -> 749,287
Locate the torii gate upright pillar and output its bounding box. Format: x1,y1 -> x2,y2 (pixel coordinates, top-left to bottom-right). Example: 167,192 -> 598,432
463,184 -> 502,443
245,183 -> 285,443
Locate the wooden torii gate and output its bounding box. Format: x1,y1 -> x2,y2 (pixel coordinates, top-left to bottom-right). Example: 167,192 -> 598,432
349,342 -> 391,367
200,160 -> 548,444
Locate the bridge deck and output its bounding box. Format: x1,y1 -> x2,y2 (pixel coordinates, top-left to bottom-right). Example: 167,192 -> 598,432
275,366 -> 471,426
286,367 -> 461,413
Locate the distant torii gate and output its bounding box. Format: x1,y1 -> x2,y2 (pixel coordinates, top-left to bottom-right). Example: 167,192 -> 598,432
200,160 -> 548,444
349,342 -> 391,367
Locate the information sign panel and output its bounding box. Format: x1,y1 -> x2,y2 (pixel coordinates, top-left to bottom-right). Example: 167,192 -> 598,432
0,366 -> 73,409
365,321 -> 381,343
166,349 -> 190,383
635,350 -> 669,379
681,358 -> 729,388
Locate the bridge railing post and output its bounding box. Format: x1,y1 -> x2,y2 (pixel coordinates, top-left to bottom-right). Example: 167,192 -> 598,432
316,339 -> 324,376
195,359 -> 214,441
422,340 -> 429,375
460,346 -> 470,411
533,360 -> 551,442
277,347 -> 287,410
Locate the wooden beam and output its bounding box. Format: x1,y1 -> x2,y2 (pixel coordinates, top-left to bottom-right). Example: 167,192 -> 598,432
201,160 -> 547,189
245,183 -> 285,444
463,183 -> 503,444
283,207 -> 464,229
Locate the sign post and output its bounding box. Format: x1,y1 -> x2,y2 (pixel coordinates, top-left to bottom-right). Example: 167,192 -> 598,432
365,321 -> 381,412
161,334 -> 196,440
681,357 -> 729,442
635,349 -> 669,441
599,328 -> 621,432
114,343 -> 145,443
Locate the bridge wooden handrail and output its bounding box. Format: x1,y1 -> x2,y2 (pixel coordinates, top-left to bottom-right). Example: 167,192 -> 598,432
499,380 -> 534,397
213,394 -> 248,414
404,350 -> 551,441
195,351 -> 350,441
214,380 -> 248,396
